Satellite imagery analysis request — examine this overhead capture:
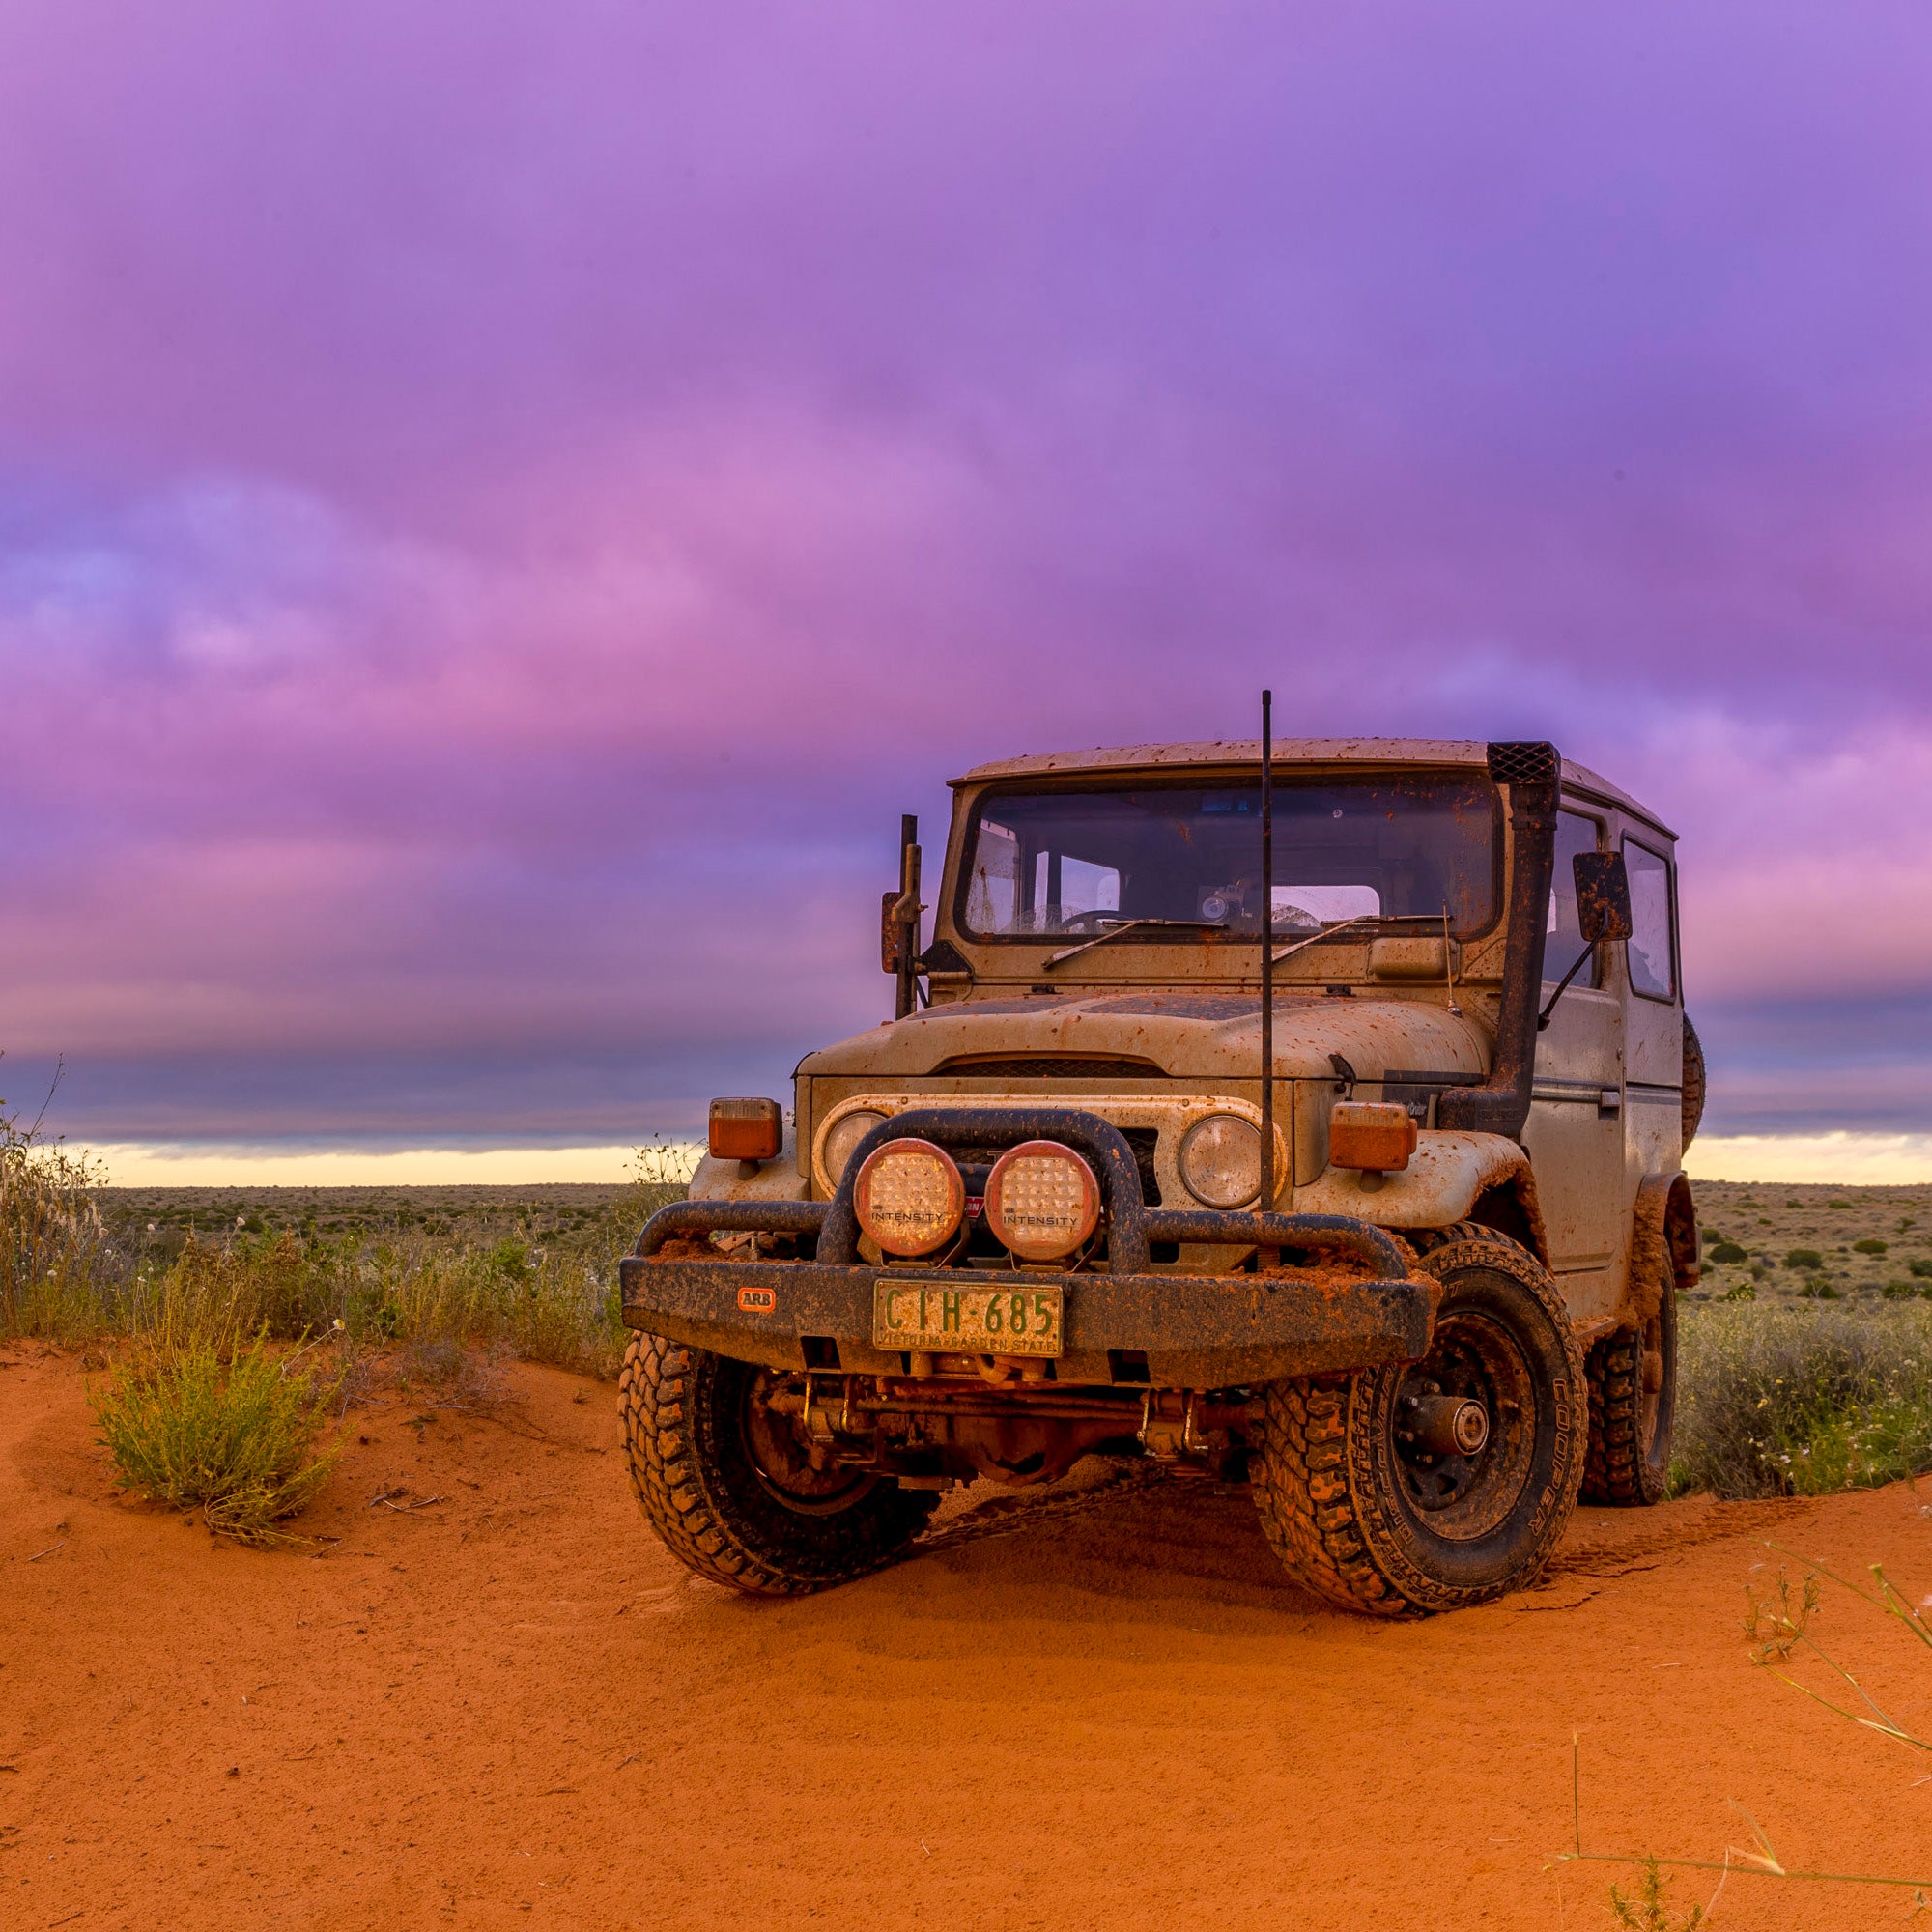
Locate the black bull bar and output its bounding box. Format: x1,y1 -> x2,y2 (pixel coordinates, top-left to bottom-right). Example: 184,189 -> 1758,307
618,1108 -> 1435,1387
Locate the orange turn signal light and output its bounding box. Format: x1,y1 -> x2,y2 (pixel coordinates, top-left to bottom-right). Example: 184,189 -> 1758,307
708,1096 -> 782,1163
1328,1101 -> 1417,1174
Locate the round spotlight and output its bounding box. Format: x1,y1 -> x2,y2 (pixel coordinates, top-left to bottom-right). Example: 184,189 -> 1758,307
1178,1113 -> 1264,1208
853,1138 -> 966,1258
821,1108 -> 888,1188
984,1140 -> 1101,1263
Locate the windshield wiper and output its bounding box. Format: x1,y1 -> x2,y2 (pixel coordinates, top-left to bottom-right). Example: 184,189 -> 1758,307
1267,912 -> 1378,967
1043,917 -> 1227,969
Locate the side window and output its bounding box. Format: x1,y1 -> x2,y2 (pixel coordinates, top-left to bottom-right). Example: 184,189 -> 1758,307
1623,838 -> 1676,1000
967,819 -> 1020,931
1545,810 -> 1603,988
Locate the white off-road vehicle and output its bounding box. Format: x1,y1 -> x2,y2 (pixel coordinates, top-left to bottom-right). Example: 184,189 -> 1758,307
618,735 -> 1701,1615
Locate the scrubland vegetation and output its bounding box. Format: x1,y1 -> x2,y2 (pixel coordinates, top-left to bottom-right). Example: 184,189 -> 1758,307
3,1130 -> 689,1376
9,1104 -> 1932,1533
2,1094 -> 690,1537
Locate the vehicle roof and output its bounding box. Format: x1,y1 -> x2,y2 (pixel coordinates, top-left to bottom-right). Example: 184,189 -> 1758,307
953,737 -> 1674,837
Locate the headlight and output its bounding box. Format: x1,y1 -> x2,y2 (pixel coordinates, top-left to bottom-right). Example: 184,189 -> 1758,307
984,1139 -> 1101,1262
854,1138 -> 966,1257
1178,1114 -> 1263,1208
821,1109 -> 888,1186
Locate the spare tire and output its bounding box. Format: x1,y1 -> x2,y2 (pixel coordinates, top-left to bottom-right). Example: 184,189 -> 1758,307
1681,1012 -> 1706,1150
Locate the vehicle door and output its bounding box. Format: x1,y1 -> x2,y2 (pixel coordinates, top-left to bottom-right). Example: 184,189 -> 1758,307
1522,807 -> 1628,1310
1620,833 -> 1684,1182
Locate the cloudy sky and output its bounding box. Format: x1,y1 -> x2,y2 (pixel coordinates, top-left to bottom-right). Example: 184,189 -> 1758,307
4,1 -> 1929,1179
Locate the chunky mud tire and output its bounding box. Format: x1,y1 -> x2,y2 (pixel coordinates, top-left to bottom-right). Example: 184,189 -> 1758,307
1251,1226 -> 1586,1616
1580,1259 -> 1677,1507
1681,1014 -> 1707,1150
619,1332 -> 939,1596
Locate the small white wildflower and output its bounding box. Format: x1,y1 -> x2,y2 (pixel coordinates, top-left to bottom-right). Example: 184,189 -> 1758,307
146,1221 -> 157,1234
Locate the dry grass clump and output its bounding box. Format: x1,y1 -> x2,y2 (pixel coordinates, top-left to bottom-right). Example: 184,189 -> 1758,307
90,1333 -> 341,1546
1674,1301 -> 1932,1498
0,1094 -> 116,1337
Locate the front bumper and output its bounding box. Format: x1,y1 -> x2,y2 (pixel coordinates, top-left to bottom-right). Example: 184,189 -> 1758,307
618,1105 -> 1434,1389
619,1251 -> 1431,1386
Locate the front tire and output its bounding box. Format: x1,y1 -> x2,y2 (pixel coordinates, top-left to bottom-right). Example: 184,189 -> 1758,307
1251,1228 -> 1586,1615
619,1333 -> 939,1596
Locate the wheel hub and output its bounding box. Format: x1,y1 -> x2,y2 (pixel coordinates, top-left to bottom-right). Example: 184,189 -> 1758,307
1403,1392 -> 1490,1458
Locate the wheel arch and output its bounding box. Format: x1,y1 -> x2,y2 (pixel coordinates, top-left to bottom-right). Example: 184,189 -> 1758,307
1622,1171 -> 1698,1326
1293,1130 -> 1549,1268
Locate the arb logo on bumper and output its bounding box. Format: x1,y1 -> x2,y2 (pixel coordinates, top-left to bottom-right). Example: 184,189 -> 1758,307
737,1287 -> 777,1313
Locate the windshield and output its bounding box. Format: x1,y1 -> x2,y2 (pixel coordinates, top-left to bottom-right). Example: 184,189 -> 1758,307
959,774 -> 1499,941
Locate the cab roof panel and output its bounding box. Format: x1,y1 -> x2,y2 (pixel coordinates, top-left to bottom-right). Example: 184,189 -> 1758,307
952,738 -> 1671,838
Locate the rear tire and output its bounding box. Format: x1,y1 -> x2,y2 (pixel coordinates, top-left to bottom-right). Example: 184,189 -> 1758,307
619,1332 -> 939,1596
1251,1227 -> 1585,1616
1581,1259 -> 1677,1506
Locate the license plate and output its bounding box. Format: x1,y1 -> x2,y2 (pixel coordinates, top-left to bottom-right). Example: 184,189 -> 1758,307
872,1279 -> 1064,1356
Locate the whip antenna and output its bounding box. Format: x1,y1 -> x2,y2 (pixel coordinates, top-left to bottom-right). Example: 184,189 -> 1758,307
1259,690 -> 1274,1219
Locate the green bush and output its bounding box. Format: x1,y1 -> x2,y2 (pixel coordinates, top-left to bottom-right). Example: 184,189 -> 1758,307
1911,1258 -> 1932,1280
1673,1302 -> 1932,1498
1853,1237 -> 1889,1256
1708,1240 -> 1748,1265
90,1334 -> 340,1545
1798,1278 -> 1842,1300
1784,1247 -> 1824,1270
1883,1281 -> 1920,1301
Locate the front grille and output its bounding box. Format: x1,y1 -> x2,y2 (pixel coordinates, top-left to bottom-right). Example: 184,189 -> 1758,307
935,1055 -> 1165,1080
939,1125 -> 1161,1206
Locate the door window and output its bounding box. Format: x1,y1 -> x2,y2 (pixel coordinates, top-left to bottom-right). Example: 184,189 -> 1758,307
1545,810 -> 1604,989
1623,839 -> 1676,1000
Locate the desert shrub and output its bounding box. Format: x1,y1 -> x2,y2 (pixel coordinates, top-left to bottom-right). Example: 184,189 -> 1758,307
0,1119 -> 116,1339
1708,1241 -> 1747,1265
1798,1277 -> 1843,1300
90,1333 -> 340,1545
1911,1259 -> 1932,1280
1673,1302 -> 1932,1498
1785,1247 -> 1824,1270
1884,1281 -> 1921,1301
1608,1861 -> 1704,1931
1854,1237 -> 1889,1256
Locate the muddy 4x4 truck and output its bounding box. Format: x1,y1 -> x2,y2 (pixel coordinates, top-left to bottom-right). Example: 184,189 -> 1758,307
618,736 -> 1705,1616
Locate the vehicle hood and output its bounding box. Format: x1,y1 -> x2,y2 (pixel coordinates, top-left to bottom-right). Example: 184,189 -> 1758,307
797,991 -> 1490,1084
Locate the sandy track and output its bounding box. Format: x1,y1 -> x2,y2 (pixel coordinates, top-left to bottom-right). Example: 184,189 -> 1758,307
4,1348 -> 1928,1931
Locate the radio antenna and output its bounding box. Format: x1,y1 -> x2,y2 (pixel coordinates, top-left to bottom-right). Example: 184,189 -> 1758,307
1259,690 -> 1275,1221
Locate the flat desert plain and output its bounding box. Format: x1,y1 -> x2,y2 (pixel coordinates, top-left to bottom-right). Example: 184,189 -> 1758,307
4,1347 -> 1930,1931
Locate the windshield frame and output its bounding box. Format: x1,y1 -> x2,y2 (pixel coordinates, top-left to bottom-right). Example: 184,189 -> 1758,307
950,769 -> 1506,952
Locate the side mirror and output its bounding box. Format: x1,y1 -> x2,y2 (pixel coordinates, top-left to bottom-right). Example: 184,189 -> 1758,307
1573,850 -> 1634,945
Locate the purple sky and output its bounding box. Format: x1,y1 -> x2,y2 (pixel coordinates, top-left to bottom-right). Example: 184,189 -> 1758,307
5,0 -> 1930,1151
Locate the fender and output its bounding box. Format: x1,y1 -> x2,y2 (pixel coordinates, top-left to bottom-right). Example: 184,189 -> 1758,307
689,1129 -> 810,1204
1290,1130 -> 1549,1266
1622,1171 -> 1699,1326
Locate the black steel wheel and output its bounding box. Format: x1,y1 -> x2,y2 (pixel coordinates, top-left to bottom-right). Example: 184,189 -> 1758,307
1581,1257 -> 1677,1506
619,1333 -> 939,1596
1252,1227 -> 1585,1615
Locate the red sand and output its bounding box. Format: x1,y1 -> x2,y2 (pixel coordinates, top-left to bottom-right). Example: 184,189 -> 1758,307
5,1345 -> 1930,1931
